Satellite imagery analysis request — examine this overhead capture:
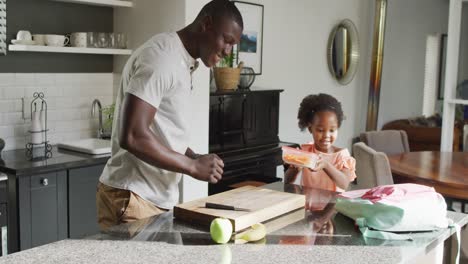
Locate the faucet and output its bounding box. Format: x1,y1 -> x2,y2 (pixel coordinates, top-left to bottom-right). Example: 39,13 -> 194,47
91,99 -> 107,139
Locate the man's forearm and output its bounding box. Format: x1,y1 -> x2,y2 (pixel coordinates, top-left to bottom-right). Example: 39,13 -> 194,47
122,131 -> 195,175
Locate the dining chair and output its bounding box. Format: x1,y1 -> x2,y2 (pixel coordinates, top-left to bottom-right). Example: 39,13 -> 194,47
360,130 -> 410,155
351,142 -> 394,190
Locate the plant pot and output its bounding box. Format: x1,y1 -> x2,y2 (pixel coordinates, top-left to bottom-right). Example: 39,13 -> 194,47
213,62 -> 244,91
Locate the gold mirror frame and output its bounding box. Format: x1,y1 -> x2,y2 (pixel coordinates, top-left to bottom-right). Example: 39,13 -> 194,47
327,19 -> 360,85
366,0 -> 387,131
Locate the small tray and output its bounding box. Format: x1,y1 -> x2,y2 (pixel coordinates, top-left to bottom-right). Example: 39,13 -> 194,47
281,146 -> 319,169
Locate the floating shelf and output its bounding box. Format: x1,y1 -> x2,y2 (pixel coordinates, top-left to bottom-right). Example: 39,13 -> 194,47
9,44 -> 132,55
446,99 -> 468,105
52,0 -> 133,8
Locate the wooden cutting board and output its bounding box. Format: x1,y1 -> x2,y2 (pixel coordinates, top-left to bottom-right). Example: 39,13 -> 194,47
173,185 -> 305,232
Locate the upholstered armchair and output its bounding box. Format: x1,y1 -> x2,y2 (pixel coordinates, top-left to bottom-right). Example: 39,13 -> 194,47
351,142 -> 394,190
360,130 -> 410,155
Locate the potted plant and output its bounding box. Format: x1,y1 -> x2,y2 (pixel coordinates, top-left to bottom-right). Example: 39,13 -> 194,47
213,50 -> 244,91
102,103 -> 115,136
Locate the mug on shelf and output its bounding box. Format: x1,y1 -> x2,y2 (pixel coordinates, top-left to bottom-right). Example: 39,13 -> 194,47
87,32 -> 99,48
45,34 -> 69,47
70,32 -> 87,47
97,32 -> 109,48
16,30 -> 32,41
32,34 -> 46,46
115,33 -> 127,49
108,33 -> 116,48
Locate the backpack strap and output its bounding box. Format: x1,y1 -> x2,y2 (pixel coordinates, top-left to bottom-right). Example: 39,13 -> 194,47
356,218 -> 413,241
448,219 -> 461,264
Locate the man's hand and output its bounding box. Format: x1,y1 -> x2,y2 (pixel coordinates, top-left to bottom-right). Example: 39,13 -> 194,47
189,154 -> 224,183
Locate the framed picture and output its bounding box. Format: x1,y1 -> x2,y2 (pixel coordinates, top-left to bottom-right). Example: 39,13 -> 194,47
437,34 -> 447,100
233,1 -> 264,75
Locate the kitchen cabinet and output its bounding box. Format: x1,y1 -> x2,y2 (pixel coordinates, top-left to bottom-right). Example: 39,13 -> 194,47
16,165 -> 104,250
68,165 -> 104,239
0,147 -> 109,253
0,203 -> 6,256
0,179 -> 7,256
18,171 -> 68,249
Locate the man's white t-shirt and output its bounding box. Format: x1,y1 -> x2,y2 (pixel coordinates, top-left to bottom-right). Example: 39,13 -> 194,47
99,32 -> 197,209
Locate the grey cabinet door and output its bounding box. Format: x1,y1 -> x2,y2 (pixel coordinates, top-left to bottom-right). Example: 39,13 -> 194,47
68,165 -> 104,238
19,171 -> 67,250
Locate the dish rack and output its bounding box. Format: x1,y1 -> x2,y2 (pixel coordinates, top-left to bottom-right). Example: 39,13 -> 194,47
25,92 -> 52,160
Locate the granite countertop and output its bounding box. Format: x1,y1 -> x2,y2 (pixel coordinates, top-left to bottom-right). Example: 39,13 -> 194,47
0,146 -> 110,176
0,240 -> 417,264
1,182 -> 466,263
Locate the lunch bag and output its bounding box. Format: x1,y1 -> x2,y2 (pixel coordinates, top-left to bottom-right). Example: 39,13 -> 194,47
335,183 -> 454,240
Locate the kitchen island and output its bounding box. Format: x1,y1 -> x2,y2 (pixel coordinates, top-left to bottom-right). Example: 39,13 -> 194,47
0,182 -> 466,263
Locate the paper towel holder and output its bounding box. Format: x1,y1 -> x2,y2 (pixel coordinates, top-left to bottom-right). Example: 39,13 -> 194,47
25,92 -> 52,161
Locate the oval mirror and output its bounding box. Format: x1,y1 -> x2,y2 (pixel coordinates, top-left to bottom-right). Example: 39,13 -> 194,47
327,19 -> 359,85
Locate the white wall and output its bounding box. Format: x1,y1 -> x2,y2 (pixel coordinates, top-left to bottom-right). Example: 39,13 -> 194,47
241,0 -> 373,150
378,0 -> 449,128
180,0 -> 211,202
0,73 -> 113,151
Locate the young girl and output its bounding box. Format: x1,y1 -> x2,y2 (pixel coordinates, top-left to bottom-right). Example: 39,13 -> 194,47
285,93 -> 356,192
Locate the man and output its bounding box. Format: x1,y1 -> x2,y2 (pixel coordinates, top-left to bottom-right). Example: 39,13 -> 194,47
97,0 -> 243,230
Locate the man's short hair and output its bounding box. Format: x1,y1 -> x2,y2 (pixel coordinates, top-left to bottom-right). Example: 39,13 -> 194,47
196,0 -> 244,29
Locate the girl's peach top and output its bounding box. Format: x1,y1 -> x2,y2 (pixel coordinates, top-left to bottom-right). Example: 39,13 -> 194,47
300,143 -> 357,192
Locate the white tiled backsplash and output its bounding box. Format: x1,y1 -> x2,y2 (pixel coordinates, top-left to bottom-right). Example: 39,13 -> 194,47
0,73 -> 114,151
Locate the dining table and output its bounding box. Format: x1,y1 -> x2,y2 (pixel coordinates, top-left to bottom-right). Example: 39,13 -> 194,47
388,151 -> 468,200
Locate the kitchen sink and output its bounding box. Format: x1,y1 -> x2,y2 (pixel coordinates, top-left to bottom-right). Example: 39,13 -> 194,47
57,138 -> 111,155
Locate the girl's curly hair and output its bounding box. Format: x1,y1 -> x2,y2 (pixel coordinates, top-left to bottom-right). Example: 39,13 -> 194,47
297,93 -> 344,131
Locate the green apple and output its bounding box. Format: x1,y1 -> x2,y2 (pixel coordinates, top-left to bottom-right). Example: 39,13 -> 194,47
210,218 -> 233,244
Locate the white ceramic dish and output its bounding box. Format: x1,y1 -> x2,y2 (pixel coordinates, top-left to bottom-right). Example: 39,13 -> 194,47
11,39 -> 37,45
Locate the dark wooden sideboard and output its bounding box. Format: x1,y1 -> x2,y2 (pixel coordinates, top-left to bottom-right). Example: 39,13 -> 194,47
209,89 -> 281,153
208,89 -> 297,195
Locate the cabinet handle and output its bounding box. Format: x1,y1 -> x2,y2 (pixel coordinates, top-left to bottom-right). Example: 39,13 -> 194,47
40,178 -> 48,186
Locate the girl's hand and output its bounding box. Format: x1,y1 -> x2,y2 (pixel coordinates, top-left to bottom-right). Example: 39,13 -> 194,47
283,147 -> 303,170
288,164 -> 301,170
309,157 -> 327,172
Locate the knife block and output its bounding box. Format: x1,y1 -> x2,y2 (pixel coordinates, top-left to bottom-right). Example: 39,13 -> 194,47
25,92 -> 52,161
